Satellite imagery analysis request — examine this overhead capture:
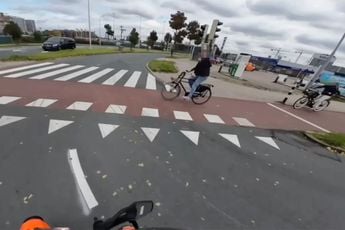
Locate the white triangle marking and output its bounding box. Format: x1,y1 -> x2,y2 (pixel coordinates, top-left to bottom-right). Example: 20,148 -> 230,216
256,136 -> 280,150
48,119 -> 74,134
0,116 -> 26,127
219,133 -> 241,148
141,127 -> 160,142
98,123 -> 119,138
180,130 -> 199,145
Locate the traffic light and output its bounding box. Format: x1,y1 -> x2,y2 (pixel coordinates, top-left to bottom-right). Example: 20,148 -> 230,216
199,24 -> 209,44
209,19 -> 223,41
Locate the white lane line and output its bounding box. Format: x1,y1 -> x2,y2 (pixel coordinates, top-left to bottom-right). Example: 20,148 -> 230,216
0,96 -> 21,104
0,62 -> 53,75
98,123 -> 119,138
146,73 -> 157,90
219,133 -> 241,148
0,115 -> 26,127
26,98 -> 57,107
141,127 -> 160,142
141,107 -> 159,117
30,65 -> 84,79
204,114 -> 225,124
66,101 -> 93,111
105,104 -> 127,114
174,111 -> 193,121
267,103 -> 330,133
4,63 -> 70,78
180,130 -> 199,145
78,68 -> 114,83
68,149 -> 98,210
256,136 -> 280,150
233,117 -> 255,127
102,69 -> 128,85
54,66 -> 99,81
124,71 -> 141,87
48,119 -> 74,134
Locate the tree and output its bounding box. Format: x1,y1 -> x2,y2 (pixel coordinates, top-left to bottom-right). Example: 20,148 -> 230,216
164,32 -> 172,49
147,30 -> 158,48
174,29 -> 187,43
169,11 -> 187,56
33,31 -> 42,42
104,24 -> 114,40
187,20 -> 201,44
3,21 -> 22,41
128,28 -> 139,50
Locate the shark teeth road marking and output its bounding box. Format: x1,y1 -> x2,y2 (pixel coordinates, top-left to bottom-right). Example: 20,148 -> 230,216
0,62 -> 53,75
26,98 -> 58,107
141,107 -> 159,117
67,101 -> 93,111
141,127 -> 160,142
180,130 -> 199,145
219,133 -> 241,148
255,136 -> 280,150
98,123 -> 119,138
0,96 -> 21,104
48,119 -> 74,134
204,114 -> 225,124
68,149 -> 99,211
105,104 -> 127,114
0,116 -> 26,127
233,117 -> 255,127
174,111 -> 193,121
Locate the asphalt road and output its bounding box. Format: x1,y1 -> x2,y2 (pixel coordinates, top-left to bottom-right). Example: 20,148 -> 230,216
0,54 -> 345,230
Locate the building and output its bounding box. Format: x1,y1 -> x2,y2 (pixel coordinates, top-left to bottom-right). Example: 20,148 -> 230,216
10,16 -> 27,33
0,12 -> 11,34
25,20 -> 36,33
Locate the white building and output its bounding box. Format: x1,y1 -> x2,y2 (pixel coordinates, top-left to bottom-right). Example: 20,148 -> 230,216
10,16 -> 27,33
25,20 -> 36,33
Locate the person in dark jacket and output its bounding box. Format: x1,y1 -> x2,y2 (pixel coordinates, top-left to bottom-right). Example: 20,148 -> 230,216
185,56 -> 212,99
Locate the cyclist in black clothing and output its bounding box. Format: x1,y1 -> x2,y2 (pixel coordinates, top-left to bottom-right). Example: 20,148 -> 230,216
312,83 -> 340,107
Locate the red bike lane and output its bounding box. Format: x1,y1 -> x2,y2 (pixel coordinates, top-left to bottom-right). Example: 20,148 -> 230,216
0,77 -> 343,133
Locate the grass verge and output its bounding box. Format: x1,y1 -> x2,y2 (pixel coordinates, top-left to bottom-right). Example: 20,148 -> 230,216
310,132 -> 345,149
148,60 -> 178,73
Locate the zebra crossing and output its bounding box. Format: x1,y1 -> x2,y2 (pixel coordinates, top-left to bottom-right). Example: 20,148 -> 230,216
0,62 -> 158,90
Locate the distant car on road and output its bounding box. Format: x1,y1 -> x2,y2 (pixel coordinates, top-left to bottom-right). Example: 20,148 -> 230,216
42,37 -> 76,51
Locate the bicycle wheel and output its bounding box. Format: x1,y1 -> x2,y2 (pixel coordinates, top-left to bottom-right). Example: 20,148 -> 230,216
161,82 -> 181,100
313,100 -> 330,112
293,97 -> 308,109
192,88 -> 212,105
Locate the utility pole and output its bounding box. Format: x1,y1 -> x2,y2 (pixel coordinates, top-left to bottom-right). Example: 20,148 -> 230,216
271,48 -> 282,58
306,32 -> 345,89
120,25 -> 126,40
295,50 -> 304,63
87,0 -> 92,48
112,13 -> 115,39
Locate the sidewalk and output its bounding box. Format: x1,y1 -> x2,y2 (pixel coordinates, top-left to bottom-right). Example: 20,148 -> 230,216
150,58 -> 345,113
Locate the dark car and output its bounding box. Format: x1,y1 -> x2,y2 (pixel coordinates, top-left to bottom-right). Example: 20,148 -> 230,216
42,37 -> 76,51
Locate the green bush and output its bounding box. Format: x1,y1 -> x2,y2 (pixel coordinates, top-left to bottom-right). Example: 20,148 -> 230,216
312,132 -> 345,149
148,60 -> 178,73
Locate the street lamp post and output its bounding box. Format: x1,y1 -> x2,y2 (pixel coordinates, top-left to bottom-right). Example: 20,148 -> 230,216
306,32 -> 345,89
87,0 -> 92,49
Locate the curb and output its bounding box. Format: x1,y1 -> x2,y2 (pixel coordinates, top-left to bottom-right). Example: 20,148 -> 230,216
145,62 -> 168,84
304,131 -> 345,155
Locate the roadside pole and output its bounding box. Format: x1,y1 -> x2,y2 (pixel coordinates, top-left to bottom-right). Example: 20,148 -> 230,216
88,0 -> 92,49
305,32 -> 345,89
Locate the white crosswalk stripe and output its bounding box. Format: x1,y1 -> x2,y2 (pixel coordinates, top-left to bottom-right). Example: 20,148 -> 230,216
233,117 -> 255,127
105,105 -> 127,114
141,108 -> 159,117
30,65 -> 84,79
78,68 -> 114,83
4,63 -> 70,78
102,70 -> 128,85
124,71 -> 141,87
174,111 -> 193,121
54,66 -> 99,81
0,62 -> 53,75
204,114 -> 225,124
26,98 -> 57,107
67,101 -> 93,111
146,73 -> 156,90
0,96 -> 21,104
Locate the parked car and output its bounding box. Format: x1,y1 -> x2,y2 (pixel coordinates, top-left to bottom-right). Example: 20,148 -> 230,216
42,37 -> 76,51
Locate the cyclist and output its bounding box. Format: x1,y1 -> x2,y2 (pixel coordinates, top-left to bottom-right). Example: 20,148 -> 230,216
184,52 -> 212,100
311,82 -> 340,107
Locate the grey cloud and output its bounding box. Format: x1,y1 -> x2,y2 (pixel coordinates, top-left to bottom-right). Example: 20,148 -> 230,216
295,35 -> 345,53
246,0 -> 328,22
236,41 -> 249,46
191,0 -> 238,18
113,8 -> 154,19
13,5 -> 78,16
160,1 -> 195,14
230,24 -> 284,38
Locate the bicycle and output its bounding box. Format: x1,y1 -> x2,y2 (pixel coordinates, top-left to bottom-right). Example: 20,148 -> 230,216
161,70 -> 213,105
293,88 -> 331,112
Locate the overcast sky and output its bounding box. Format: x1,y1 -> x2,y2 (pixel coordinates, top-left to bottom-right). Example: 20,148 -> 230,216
1,0 -> 345,65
